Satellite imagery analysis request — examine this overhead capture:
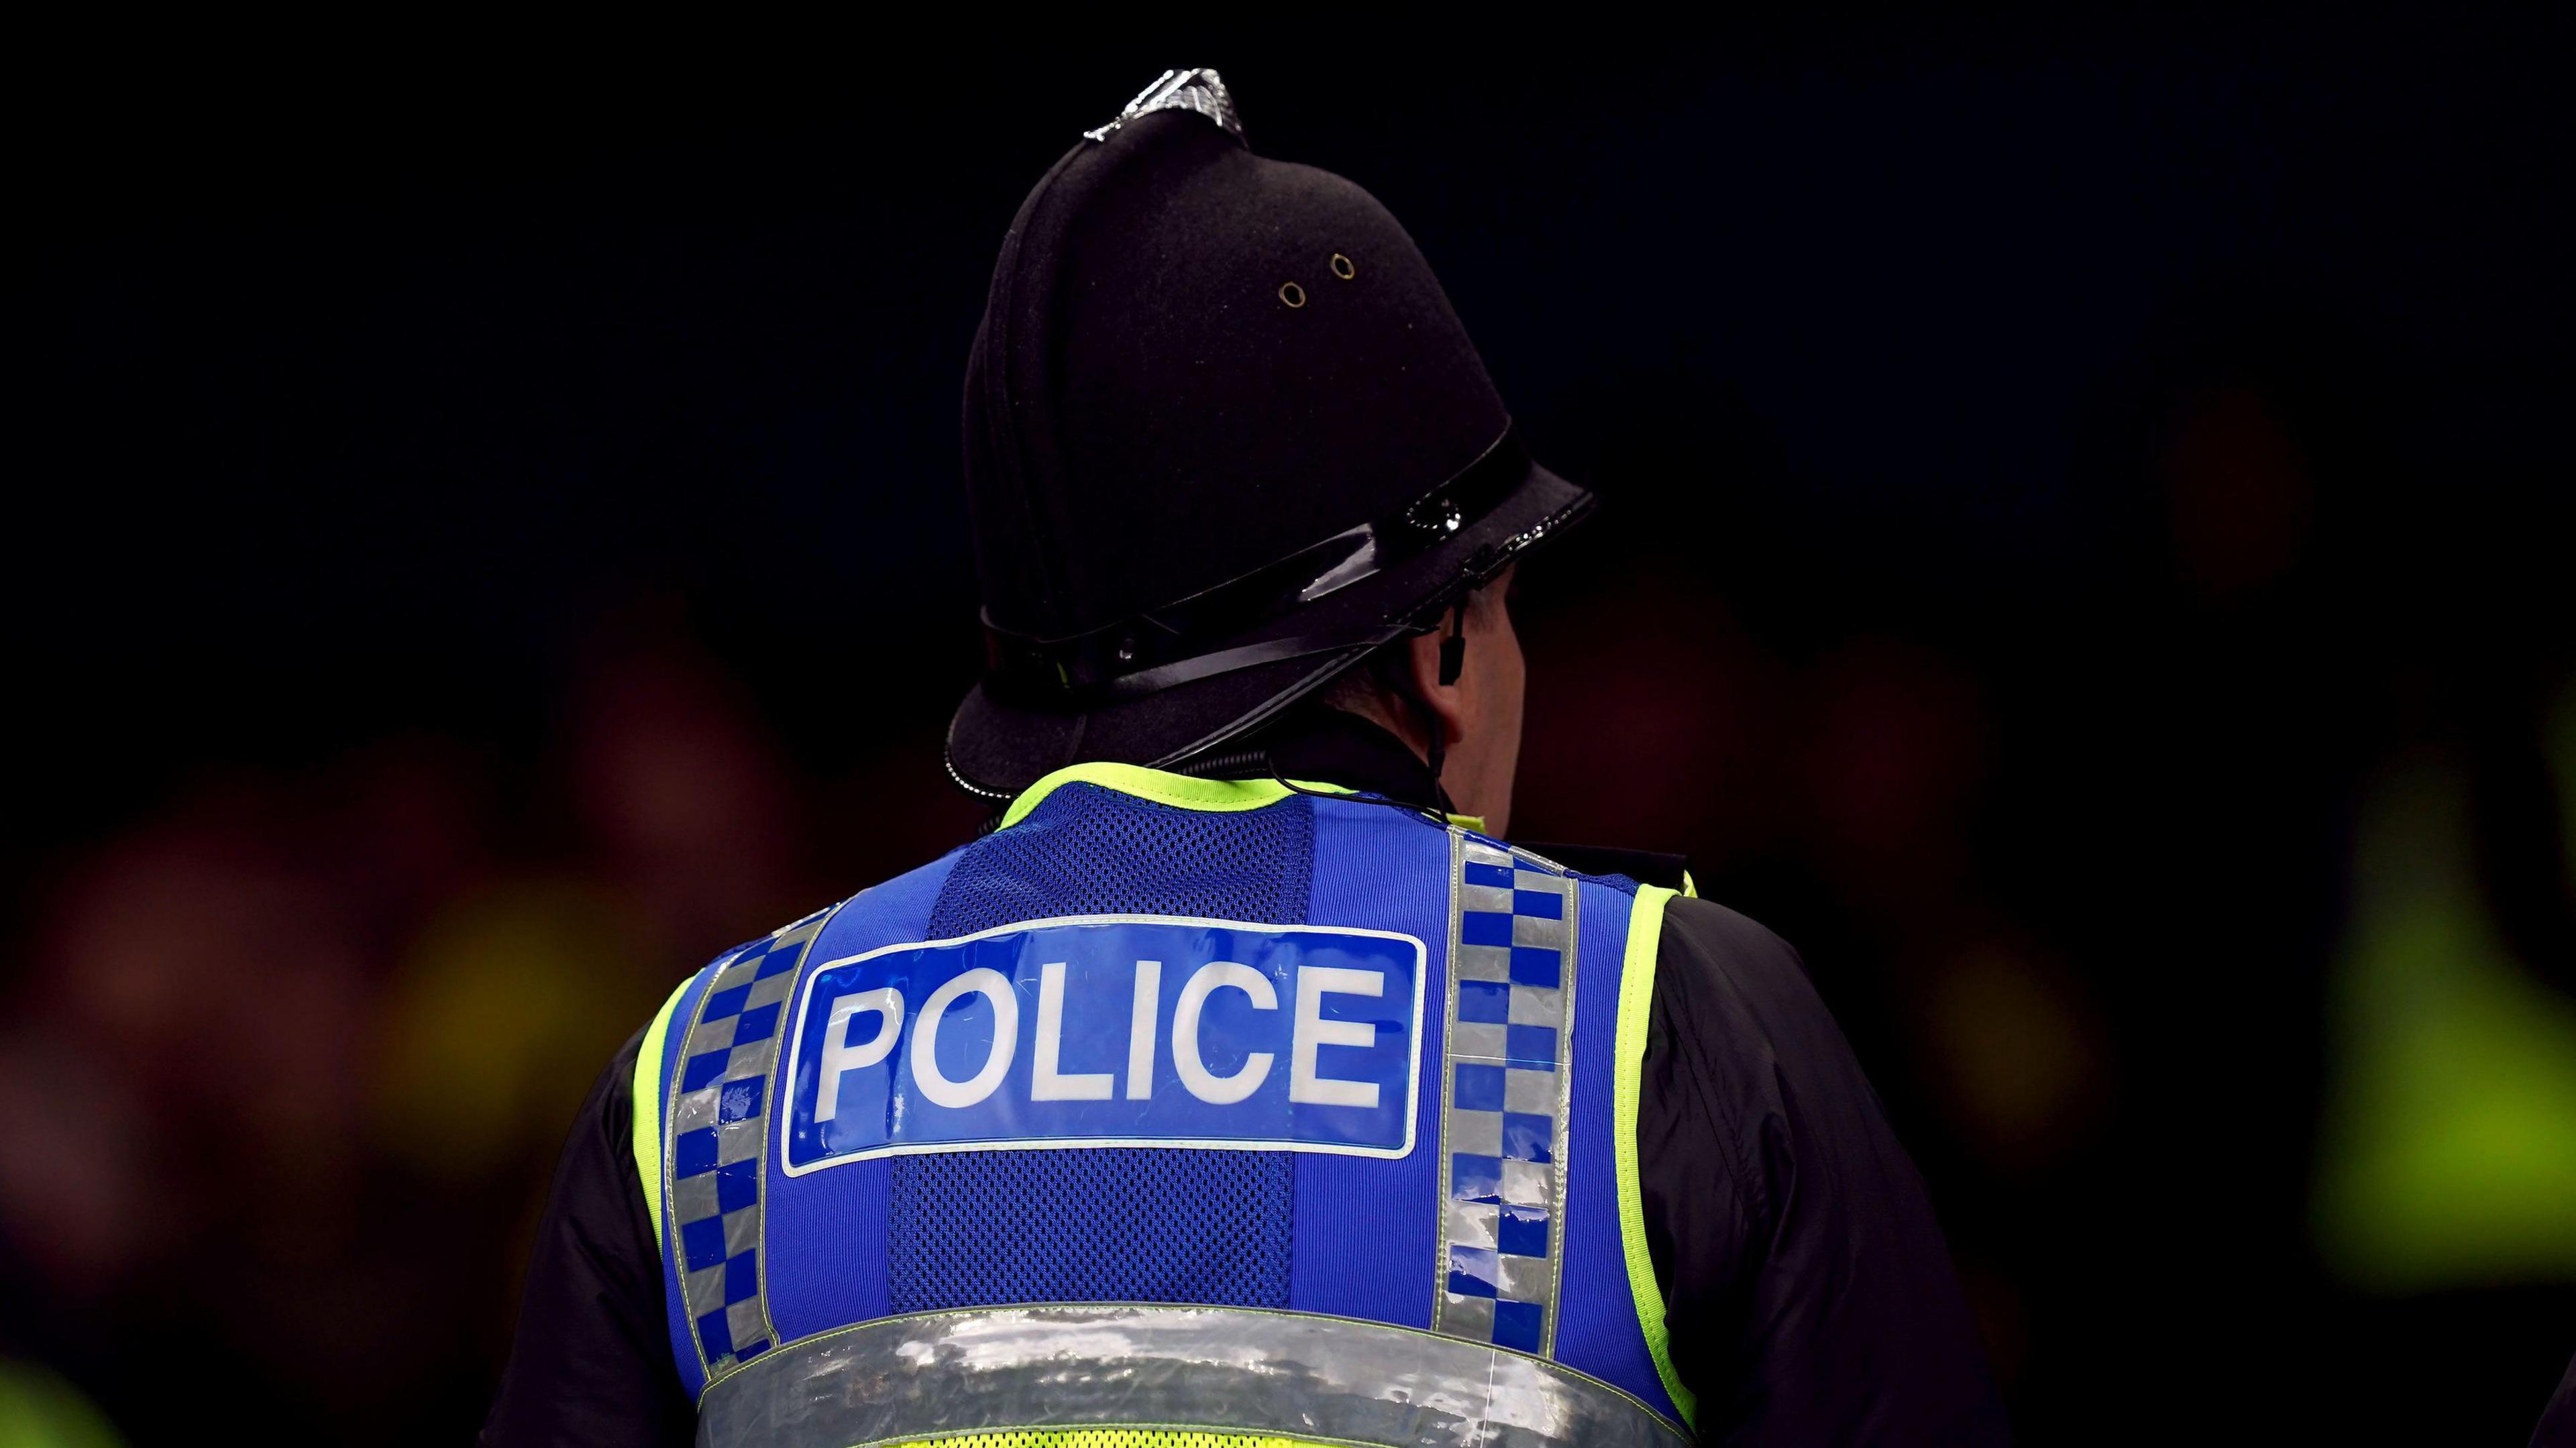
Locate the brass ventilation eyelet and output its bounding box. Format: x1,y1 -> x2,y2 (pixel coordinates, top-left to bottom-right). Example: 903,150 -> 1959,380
1330,253 -> 1356,280
1279,281 -> 1307,308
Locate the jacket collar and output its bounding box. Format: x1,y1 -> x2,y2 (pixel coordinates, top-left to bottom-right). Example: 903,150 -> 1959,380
989,711 -> 1695,893
994,711 -> 1453,830
1226,708 -> 1448,813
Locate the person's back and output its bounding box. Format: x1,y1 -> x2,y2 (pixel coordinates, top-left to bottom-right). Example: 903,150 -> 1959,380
649,761 -> 1688,1445
484,68 -> 2009,1447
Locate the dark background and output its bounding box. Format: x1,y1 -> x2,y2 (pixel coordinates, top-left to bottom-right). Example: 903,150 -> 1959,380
7,17 -> 2575,1443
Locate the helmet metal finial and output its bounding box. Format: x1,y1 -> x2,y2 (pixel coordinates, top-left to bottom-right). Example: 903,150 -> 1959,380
1084,68 -> 1243,144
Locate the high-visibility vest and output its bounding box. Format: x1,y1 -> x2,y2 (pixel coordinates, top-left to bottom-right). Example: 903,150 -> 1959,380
637,763 -> 1697,1447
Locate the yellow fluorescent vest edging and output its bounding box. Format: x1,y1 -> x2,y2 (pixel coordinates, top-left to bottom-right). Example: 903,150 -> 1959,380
1615,885 -> 1697,1428
886,1437 -> 1326,1448
633,972 -> 696,1245
1000,761 -> 1354,829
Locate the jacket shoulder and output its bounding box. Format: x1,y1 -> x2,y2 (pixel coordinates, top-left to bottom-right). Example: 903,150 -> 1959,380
1657,895 -> 1805,971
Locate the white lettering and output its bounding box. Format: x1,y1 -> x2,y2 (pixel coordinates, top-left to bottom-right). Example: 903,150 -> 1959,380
1291,966 -> 1384,1108
816,987 -> 902,1122
1173,960 -> 1275,1105
1126,959 -> 1162,1100
911,968 -> 1018,1109
1031,962 -> 1113,1101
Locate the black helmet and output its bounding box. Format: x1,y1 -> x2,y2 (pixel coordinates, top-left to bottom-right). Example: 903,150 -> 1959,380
947,69 -> 1592,799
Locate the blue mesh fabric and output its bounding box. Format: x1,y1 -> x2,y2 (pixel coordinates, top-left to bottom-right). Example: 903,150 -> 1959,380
890,1148 -> 1294,1310
888,782 -> 1313,1313
926,783 -> 1316,934
1571,870 -> 1644,897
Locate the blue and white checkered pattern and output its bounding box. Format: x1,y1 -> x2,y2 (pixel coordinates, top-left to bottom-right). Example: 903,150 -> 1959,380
1435,835 -> 1576,1355
668,905 -> 830,1376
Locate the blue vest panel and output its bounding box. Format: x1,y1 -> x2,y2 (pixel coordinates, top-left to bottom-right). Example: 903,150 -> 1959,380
643,769 -> 1682,1434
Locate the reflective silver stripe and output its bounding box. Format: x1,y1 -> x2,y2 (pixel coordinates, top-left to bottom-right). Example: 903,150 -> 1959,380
1435,832 -> 1577,1353
694,1304 -> 1686,1448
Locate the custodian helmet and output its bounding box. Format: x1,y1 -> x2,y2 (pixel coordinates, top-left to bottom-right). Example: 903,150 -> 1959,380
947,69 -> 1592,799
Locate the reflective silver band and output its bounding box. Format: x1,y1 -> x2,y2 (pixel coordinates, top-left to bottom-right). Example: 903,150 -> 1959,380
694,1304 -> 1686,1448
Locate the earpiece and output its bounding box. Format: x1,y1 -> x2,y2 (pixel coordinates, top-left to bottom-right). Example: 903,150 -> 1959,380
1438,599 -> 1468,687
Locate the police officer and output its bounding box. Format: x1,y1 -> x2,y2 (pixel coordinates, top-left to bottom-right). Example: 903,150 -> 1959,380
485,70 -> 2007,1447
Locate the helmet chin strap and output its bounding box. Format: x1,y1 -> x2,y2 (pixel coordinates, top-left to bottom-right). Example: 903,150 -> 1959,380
1420,695 -> 1445,794
1421,598 -> 1469,803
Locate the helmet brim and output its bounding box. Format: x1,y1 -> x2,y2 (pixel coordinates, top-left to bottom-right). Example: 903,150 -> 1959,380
946,459 -> 1591,800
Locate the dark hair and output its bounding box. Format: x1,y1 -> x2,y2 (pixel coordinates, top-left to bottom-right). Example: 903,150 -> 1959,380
1315,639 -> 1421,719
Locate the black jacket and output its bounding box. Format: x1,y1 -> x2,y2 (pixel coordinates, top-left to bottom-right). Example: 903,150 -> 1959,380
482,718 -> 2008,1445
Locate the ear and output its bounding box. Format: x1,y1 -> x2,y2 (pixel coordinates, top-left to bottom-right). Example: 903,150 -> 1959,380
1403,625 -> 1468,747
